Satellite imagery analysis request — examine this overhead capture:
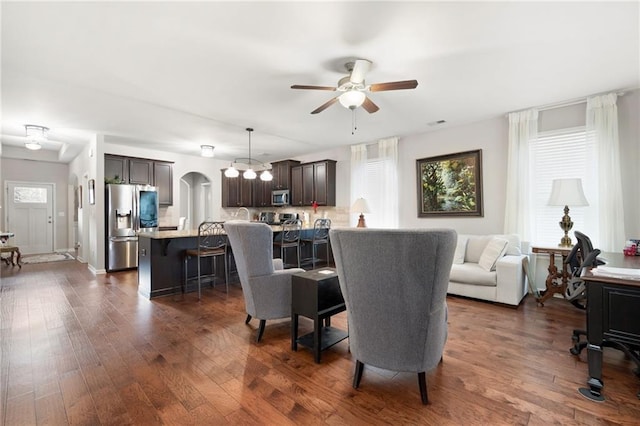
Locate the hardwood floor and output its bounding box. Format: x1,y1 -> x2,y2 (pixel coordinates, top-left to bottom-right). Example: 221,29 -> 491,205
1,260 -> 639,425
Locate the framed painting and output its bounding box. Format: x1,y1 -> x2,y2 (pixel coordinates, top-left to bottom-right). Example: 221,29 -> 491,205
416,149 -> 483,217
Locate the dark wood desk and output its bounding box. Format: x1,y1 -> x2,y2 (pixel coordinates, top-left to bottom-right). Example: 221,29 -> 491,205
291,268 -> 348,363
579,253 -> 640,401
531,245 -> 572,306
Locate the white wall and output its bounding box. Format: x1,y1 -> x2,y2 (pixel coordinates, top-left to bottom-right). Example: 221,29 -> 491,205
1,158 -> 70,250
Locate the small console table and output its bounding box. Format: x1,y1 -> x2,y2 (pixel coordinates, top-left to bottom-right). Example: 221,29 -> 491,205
291,268 -> 348,363
0,232 -> 21,268
531,245 -> 572,306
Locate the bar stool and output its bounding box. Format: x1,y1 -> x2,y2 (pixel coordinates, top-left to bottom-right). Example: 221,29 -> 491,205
302,218 -> 331,269
273,219 -> 302,268
184,221 -> 229,299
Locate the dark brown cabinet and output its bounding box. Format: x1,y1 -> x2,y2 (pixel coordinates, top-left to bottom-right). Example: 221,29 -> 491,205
291,166 -> 304,206
253,178 -> 273,207
154,161 -> 173,206
129,158 -> 154,185
271,160 -> 300,190
105,154 -> 128,183
291,160 -> 336,206
222,171 -> 253,207
104,154 -> 174,205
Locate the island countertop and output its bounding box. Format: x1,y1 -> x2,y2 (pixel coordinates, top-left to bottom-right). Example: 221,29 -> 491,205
138,222 -> 321,239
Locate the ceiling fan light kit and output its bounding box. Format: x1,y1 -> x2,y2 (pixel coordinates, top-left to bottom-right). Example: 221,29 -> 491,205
224,128 -> 272,180
291,58 -> 418,117
24,124 -> 48,150
339,90 -> 366,109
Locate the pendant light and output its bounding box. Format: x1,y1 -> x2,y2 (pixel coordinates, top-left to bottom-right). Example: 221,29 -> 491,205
224,127 -> 272,180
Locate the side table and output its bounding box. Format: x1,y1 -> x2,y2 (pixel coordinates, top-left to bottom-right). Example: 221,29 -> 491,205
291,268 -> 348,363
531,245 -> 572,306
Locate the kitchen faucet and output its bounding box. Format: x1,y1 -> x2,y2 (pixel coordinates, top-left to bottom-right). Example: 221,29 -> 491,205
236,207 -> 250,221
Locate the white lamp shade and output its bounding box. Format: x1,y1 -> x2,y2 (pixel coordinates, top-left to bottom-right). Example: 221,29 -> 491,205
224,166 -> 239,178
548,178 -> 589,206
243,168 -> 257,179
260,170 -> 273,181
200,145 -> 214,157
351,197 -> 371,213
339,90 -> 366,109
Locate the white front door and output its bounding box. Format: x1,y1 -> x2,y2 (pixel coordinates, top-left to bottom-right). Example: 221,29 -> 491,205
6,182 -> 54,255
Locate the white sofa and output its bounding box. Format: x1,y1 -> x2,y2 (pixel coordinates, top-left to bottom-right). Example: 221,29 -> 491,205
447,234 -> 529,307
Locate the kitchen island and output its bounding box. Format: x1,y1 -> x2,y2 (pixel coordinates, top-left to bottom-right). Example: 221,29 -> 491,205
137,222 -> 333,299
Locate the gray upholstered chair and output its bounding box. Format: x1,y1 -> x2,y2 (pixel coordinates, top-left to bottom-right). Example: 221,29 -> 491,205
329,228 -> 457,404
224,221 -> 305,342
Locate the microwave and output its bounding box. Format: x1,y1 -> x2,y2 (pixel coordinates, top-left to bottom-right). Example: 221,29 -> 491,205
272,189 -> 289,206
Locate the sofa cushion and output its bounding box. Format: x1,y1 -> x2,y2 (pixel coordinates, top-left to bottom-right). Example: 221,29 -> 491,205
453,235 -> 468,264
465,235 -> 493,263
449,263 -> 497,286
478,237 -> 509,272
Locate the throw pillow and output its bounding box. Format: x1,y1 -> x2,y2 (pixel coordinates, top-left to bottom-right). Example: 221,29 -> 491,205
478,237 -> 509,272
453,236 -> 468,264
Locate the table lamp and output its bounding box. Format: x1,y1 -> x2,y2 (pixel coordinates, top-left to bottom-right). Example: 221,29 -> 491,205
351,197 -> 371,228
547,178 -> 589,247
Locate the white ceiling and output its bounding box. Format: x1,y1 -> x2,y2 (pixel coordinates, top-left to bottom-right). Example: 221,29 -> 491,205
1,1 -> 638,163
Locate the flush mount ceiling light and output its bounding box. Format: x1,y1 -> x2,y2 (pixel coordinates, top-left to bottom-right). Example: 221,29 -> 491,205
224,128 -> 272,181
200,145 -> 215,157
24,124 -> 48,150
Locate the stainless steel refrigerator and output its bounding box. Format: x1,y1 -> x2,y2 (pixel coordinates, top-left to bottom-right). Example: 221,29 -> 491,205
106,184 -> 159,271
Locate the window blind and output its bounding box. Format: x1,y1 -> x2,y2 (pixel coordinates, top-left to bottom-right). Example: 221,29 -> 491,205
529,127 -> 596,245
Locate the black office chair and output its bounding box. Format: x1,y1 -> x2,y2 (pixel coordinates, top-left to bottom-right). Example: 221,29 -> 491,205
564,230 -> 603,310
568,231 -> 607,355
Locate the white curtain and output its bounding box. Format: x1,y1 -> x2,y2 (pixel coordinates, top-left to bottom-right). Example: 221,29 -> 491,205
350,144 -> 367,227
587,93 -> 625,252
504,109 -> 538,241
377,137 -> 399,228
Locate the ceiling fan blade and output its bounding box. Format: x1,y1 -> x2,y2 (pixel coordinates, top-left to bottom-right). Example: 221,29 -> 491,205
291,84 -> 336,91
369,80 -> 418,92
310,96 -> 339,114
350,59 -> 372,84
361,97 -> 379,114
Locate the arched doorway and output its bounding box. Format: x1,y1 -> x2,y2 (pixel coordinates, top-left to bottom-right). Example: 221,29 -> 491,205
179,172 -> 211,230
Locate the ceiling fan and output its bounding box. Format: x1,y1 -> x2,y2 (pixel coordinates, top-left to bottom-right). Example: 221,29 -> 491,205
291,59 -> 418,114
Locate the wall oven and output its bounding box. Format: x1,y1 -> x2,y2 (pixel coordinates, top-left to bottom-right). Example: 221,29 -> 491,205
272,189 -> 289,206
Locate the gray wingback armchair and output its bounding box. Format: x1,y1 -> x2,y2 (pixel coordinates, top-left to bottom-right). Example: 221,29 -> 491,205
329,228 -> 457,404
224,221 -> 305,342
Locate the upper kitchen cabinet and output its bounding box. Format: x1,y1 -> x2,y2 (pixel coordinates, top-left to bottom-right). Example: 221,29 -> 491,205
253,178 -> 273,208
222,171 -> 253,208
105,154 -> 128,183
129,158 -> 154,185
104,154 -> 174,205
290,160 -> 336,206
271,160 -> 300,190
153,161 -> 173,206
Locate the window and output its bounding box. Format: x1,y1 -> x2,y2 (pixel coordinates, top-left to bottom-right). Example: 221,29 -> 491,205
529,127 -> 597,245
13,187 -> 47,203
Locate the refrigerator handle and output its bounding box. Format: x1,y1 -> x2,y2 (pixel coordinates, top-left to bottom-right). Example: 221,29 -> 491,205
133,187 -> 139,232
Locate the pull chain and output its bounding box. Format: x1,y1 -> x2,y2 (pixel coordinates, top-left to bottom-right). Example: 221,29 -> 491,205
351,108 -> 358,135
